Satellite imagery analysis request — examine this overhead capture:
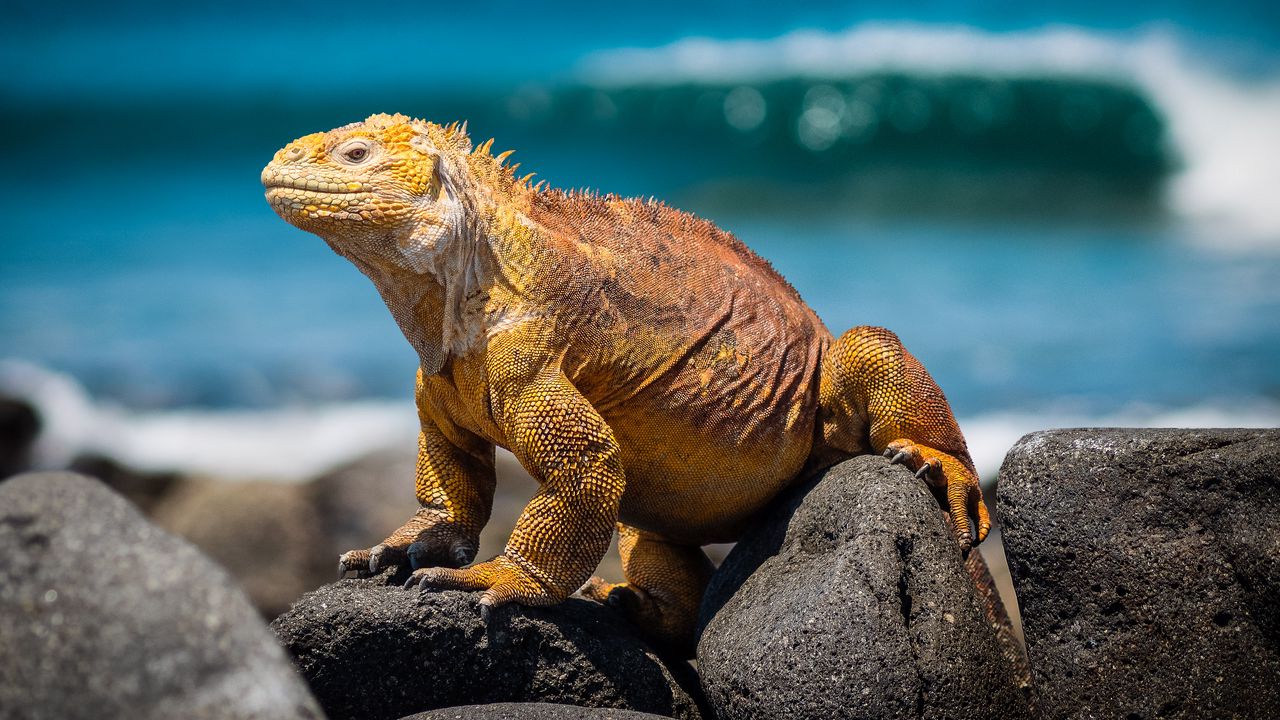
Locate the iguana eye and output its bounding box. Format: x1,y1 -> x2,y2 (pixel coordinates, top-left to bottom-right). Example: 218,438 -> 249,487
334,140 -> 374,165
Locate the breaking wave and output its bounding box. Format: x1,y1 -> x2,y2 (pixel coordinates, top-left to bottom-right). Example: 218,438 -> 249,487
577,23 -> 1280,241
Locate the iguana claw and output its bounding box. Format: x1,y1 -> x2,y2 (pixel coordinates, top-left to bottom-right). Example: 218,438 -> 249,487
885,448 -> 923,467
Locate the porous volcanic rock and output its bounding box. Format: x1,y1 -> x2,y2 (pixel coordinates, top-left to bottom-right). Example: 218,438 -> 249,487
697,455 -> 1032,720
999,428 -> 1280,719
0,472 -> 324,720
398,702 -> 671,719
272,576 -> 703,720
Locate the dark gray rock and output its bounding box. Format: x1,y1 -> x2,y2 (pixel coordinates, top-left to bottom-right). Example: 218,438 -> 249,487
697,455 -> 1033,720
272,577 -> 704,720
399,702 -> 671,719
998,428 -> 1280,719
0,395 -> 40,479
0,472 -> 324,720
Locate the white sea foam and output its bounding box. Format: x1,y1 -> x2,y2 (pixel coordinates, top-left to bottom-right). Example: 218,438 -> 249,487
4,359 -> 1276,484
0,360 -> 416,481
580,23 -> 1280,244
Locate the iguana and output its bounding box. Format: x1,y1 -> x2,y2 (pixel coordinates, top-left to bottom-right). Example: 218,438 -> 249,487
261,113 -> 990,655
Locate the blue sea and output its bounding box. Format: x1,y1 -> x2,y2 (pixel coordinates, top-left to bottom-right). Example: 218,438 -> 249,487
2,2 -> 1278,480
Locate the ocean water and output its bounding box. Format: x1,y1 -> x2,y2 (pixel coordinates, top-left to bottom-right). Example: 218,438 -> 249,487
2,4 -> 1278,481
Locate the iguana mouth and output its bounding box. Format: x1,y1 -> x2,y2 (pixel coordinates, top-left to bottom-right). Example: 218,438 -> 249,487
264,180 -> 366,195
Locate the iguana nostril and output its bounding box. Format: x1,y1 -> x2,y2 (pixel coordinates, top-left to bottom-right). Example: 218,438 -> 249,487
286,145 -> 305,161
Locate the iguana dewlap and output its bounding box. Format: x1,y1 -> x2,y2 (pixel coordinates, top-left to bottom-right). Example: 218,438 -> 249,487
262,113 -> 989,656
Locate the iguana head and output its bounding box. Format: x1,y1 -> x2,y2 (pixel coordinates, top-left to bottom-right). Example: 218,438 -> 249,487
262,113 -> 474,270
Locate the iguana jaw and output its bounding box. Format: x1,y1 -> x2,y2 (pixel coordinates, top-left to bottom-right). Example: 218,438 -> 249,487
262,177 -> 374,225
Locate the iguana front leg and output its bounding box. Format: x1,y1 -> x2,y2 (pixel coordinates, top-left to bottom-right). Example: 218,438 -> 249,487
407,330 -> 624,615
820,325 -> 991,550
338,371 -> 495,576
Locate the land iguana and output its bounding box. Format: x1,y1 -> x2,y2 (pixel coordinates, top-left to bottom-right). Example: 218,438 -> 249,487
261,113 -> 991,655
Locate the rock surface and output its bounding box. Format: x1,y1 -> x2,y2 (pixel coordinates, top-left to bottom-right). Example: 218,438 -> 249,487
272,577 -> 704,720
399,702 -> 671,719
697,455 -> 1032,720
0,472 -> 324,720
999,428 -> 1280,719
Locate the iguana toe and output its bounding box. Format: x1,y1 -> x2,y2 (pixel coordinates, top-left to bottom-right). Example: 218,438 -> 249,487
408,556 -> 563,611
337,548 -> 372,578
368,543 -> 407,574
338,543 -> 411,577
580,577 -> 644,611
579,576 -> 619,602
404,567 -> 464,590
453,544 -> 476,566
884,448 -> 911,465
402,531 -> 479,568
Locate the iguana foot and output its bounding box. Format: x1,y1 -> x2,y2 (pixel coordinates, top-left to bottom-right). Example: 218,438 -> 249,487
581,576 -> 651,613
405,554 -> 563,615
884,439 -> 991,551
337,509 -> 478,578
580,576 -> 699,658
579,528 -> 712,659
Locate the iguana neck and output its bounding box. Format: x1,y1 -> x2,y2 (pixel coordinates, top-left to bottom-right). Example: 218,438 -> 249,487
335,151 -> 530,375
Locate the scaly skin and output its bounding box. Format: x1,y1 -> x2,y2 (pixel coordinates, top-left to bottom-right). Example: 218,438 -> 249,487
262,113 -> 990,656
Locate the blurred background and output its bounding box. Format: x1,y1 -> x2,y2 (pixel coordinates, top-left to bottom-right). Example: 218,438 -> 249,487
2,1 -> 1279,616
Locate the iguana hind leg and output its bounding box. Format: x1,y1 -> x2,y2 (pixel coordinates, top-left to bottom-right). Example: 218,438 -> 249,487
819,325 -> 991,549
581,523 -> 714,659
